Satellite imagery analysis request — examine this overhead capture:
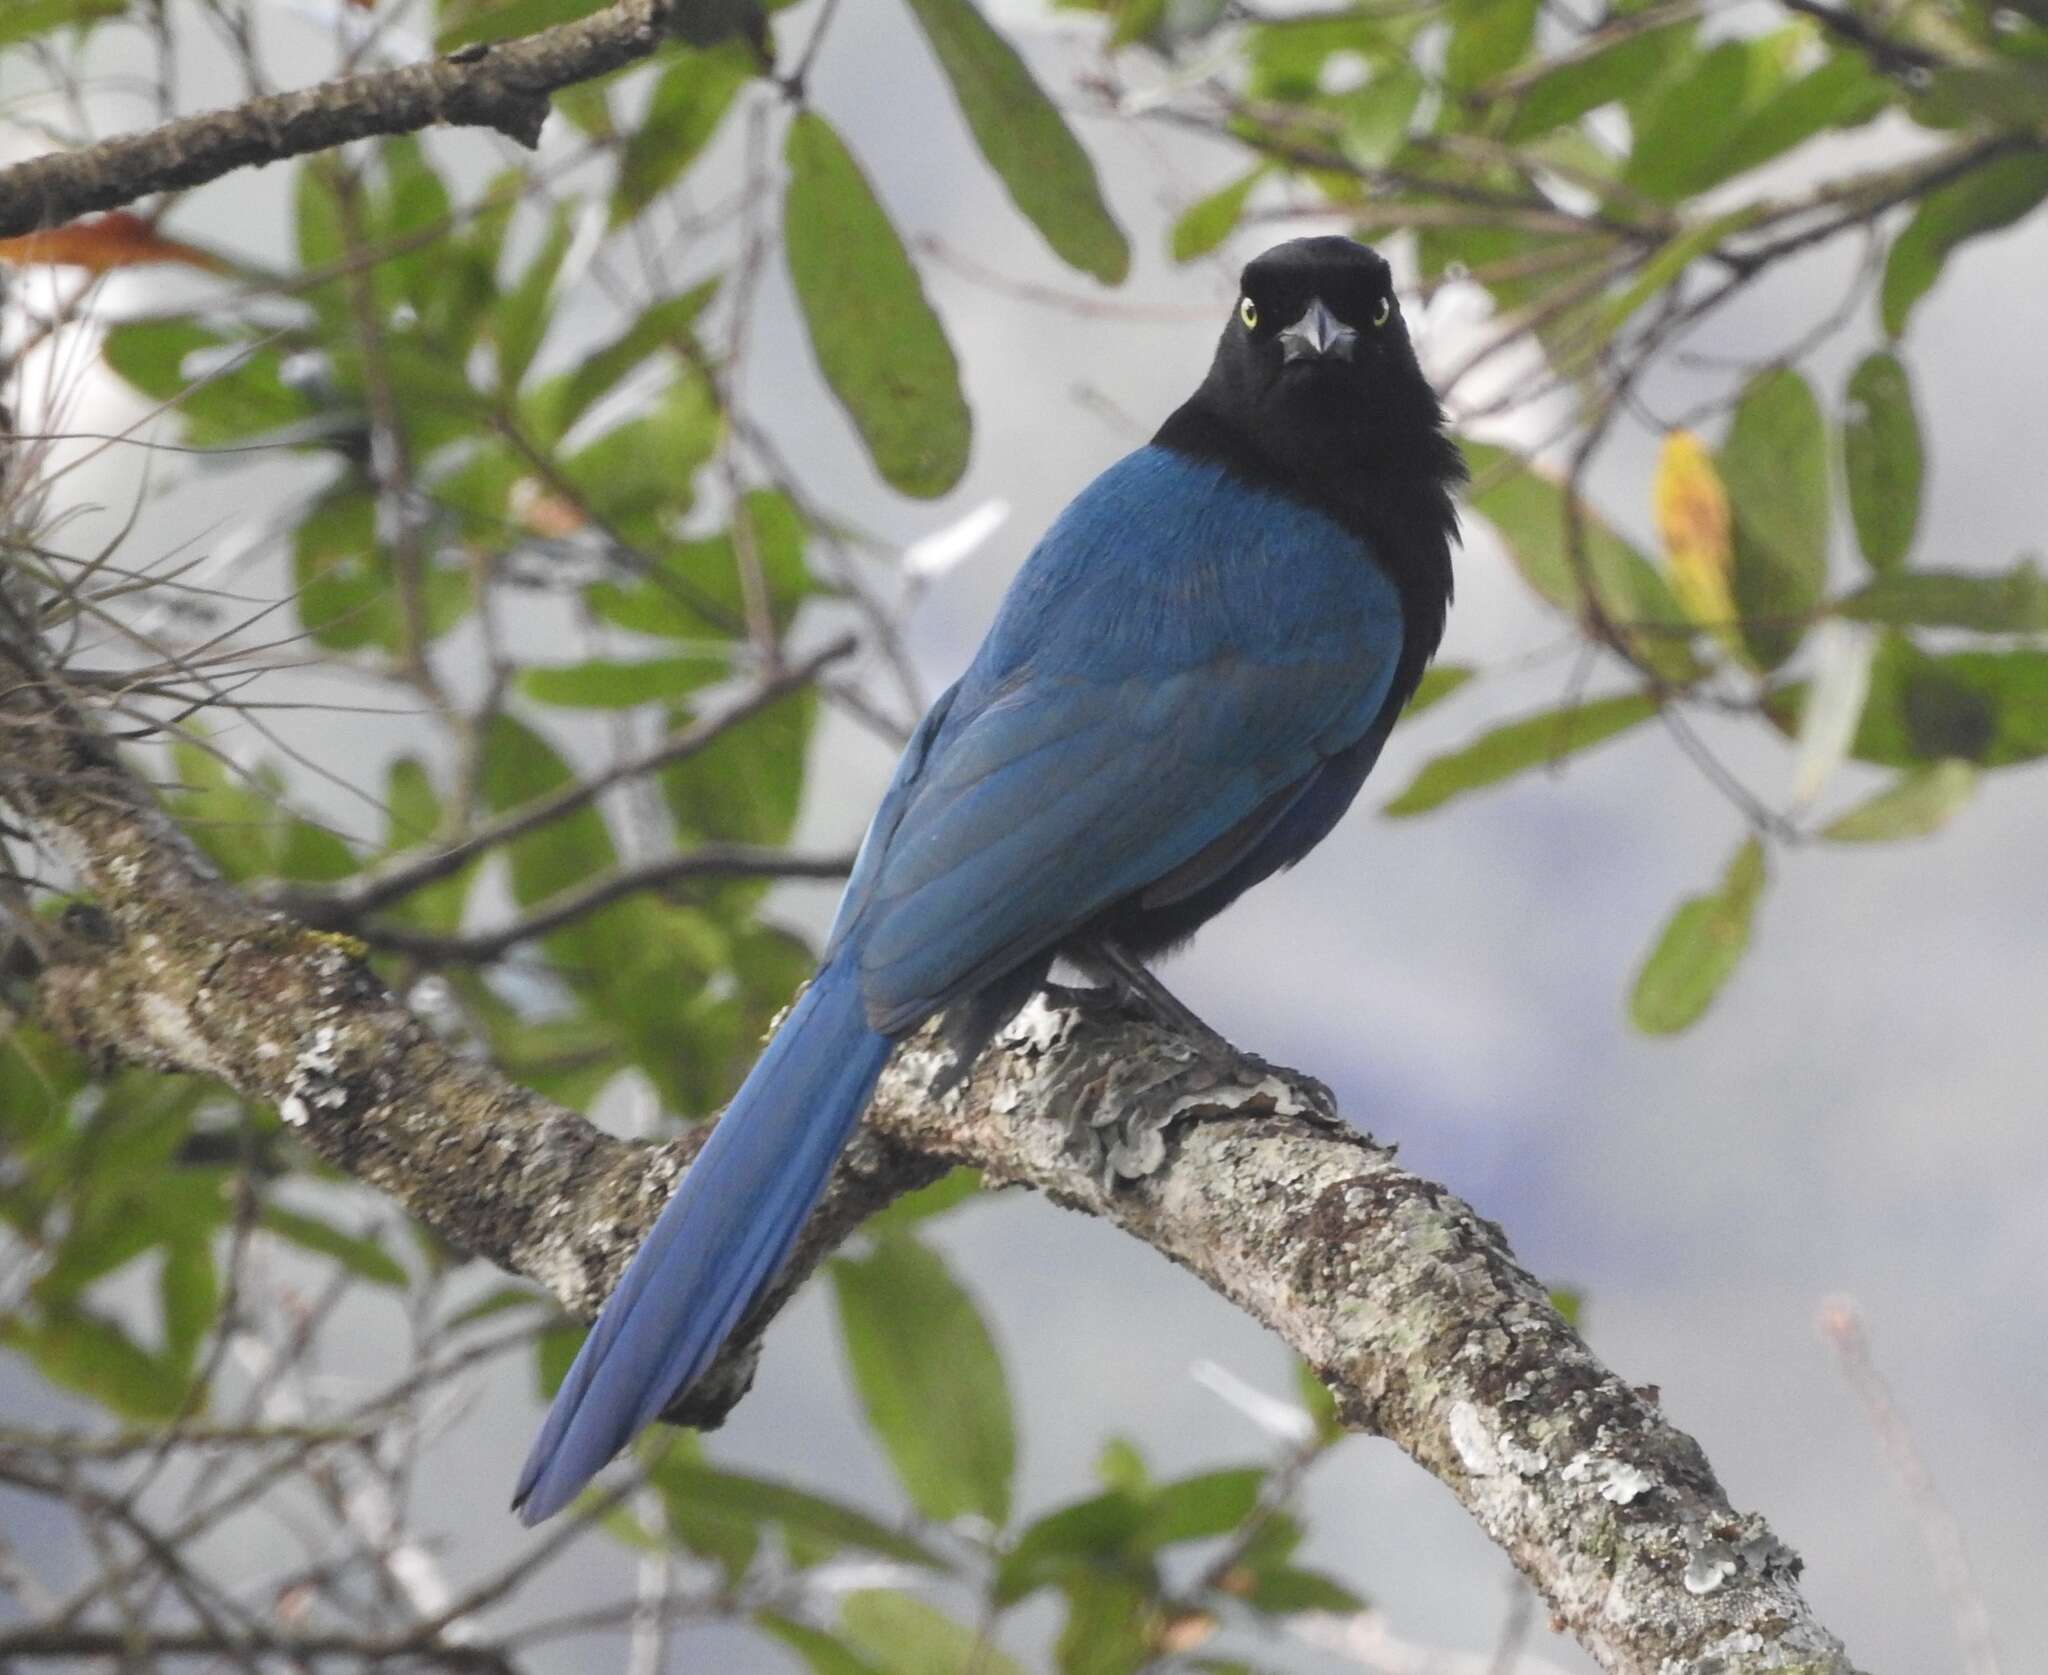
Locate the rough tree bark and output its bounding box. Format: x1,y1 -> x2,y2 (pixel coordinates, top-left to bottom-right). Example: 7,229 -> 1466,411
1,666 -> 1868,1675
0,0 -> 692,238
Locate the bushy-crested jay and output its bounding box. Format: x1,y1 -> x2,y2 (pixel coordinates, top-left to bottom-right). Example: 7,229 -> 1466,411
514,236 -> 1464,1522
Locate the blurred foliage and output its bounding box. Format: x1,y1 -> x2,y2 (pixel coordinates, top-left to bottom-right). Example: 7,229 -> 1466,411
4,0 -> 2048,1664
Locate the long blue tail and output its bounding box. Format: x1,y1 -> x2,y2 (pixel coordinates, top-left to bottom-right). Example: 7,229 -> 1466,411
512,957 -> 891,1523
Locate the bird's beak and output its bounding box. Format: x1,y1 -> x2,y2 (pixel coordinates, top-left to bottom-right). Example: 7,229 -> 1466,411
1279,296 -> 1357,364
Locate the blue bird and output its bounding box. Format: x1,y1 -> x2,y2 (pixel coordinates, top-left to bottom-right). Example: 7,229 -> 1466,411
512,237 -> 1464,1523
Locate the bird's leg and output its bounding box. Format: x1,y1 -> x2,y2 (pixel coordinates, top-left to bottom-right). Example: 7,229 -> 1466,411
1074,937 -> 1230,1050
1053,939 -> 1339,1189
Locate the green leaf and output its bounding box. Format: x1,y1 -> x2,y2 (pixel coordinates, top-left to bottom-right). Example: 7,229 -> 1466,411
1882,152 -> 2048,337
1838,563 -> 2048,632
290,482 -> 469,654
1144,1468 -> 1265,1544
612,43 -> 753,227
385,754 -> 444,849
1703,50 -> 1886,190
1339,65 -> 1423,168
1244,1566 -> 1366,1615
903,0 -> 1129,283
444,1285 -> 548,1330
649,1457 -> 944,1571
559,374 -> 721,543
865,1167 -> 982,1232
1294,1357 -> 1342,1441
436,0 -> 609,49
1821,760 -> 1977,842
1498,19 -> 1694,139
0,1026 -> 82,1152
1626,39 -> 1758,201
0,0 -> 123,45
1781,636 -> 2048,767
1383,691 -> 1660,817
495,205 -> 574,390
1595,205 -> 1762,340
1721,368 -> 1830,670
160,1234 -> 219,1373
838,1591 -> 1029,1675
831,1233 -> 1015,1526
997,1489 -> 1149,1604
1172,169 -> 1263,264
1547,1286 -> 1585,1330
535,278 -> 719,439
1444,0 -> 1538,91
101,318 -> 218,401
381,757 -> 473,932
1248,15 -> 1397,101
479,714 -> 619,910
100,321 -> 317,449
1405,664 -> 1474,715
996,1463 -> 1267,1612
278,820 -> 357,885
1,1308 -> 187,1420
1629,837 -> 1767,1035
590,488 -> 811,643
259,1205 -> 408,1287
1913,60 -> 2048,127
1095,1436 -> 1149,1493
296,158 -> 348,274
1055,1570 -> 1155,1675
167,735 -> 276,883
1460,443 -> 1695,681
519,655 -> 724,709
535,1319 -> 584,1398
758,1614 -> 891,1675
662,680 -> 816,846
1841,352 -> 1923,574
783,112 -> 971,498
35,1180 -> 206,1306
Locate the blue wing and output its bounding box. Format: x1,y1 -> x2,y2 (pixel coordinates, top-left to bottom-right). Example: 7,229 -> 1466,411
829,445 -> 1406,1034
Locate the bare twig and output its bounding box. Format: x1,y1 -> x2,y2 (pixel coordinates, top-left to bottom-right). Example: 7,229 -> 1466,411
267,632 -> 855,926
1820,1299 -> 2001,1675
349,840 -> 856,961
0,0 -> 687,237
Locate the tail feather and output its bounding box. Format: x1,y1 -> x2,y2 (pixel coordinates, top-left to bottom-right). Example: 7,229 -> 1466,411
512,959 -> 890,1523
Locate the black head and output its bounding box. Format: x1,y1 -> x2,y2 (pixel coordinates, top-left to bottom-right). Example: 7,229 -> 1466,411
1156,237 -> 1465,696
1191,238 -> 1452,488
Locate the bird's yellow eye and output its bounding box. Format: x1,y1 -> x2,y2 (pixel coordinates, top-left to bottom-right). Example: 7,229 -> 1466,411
1373,295 -> 1393,327
1239,296 -> 1258,330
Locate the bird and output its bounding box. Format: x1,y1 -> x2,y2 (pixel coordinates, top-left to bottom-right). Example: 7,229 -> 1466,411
512,235 -> 1464,1523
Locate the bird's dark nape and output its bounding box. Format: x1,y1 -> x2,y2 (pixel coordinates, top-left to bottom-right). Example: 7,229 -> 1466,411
511,234 -> 1465,1520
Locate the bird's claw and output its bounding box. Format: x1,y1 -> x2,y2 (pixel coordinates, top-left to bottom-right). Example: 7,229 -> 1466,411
1062,1037 -> 1342,1190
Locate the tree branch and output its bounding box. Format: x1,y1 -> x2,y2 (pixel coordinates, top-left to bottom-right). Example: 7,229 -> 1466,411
347,841 -> 857,961
266,633 -> 856,930
0,677 -> 1868,1675
1777,0 -> 1941,76
0,0 -> 683,239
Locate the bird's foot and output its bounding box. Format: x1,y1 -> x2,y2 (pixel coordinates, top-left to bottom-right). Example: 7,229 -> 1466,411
1064,1033 -> 1342,1190
1074,938 -> 1232,1050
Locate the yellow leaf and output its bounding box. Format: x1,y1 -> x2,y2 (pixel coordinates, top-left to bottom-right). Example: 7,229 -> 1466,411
1652,431 -> 1738,641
